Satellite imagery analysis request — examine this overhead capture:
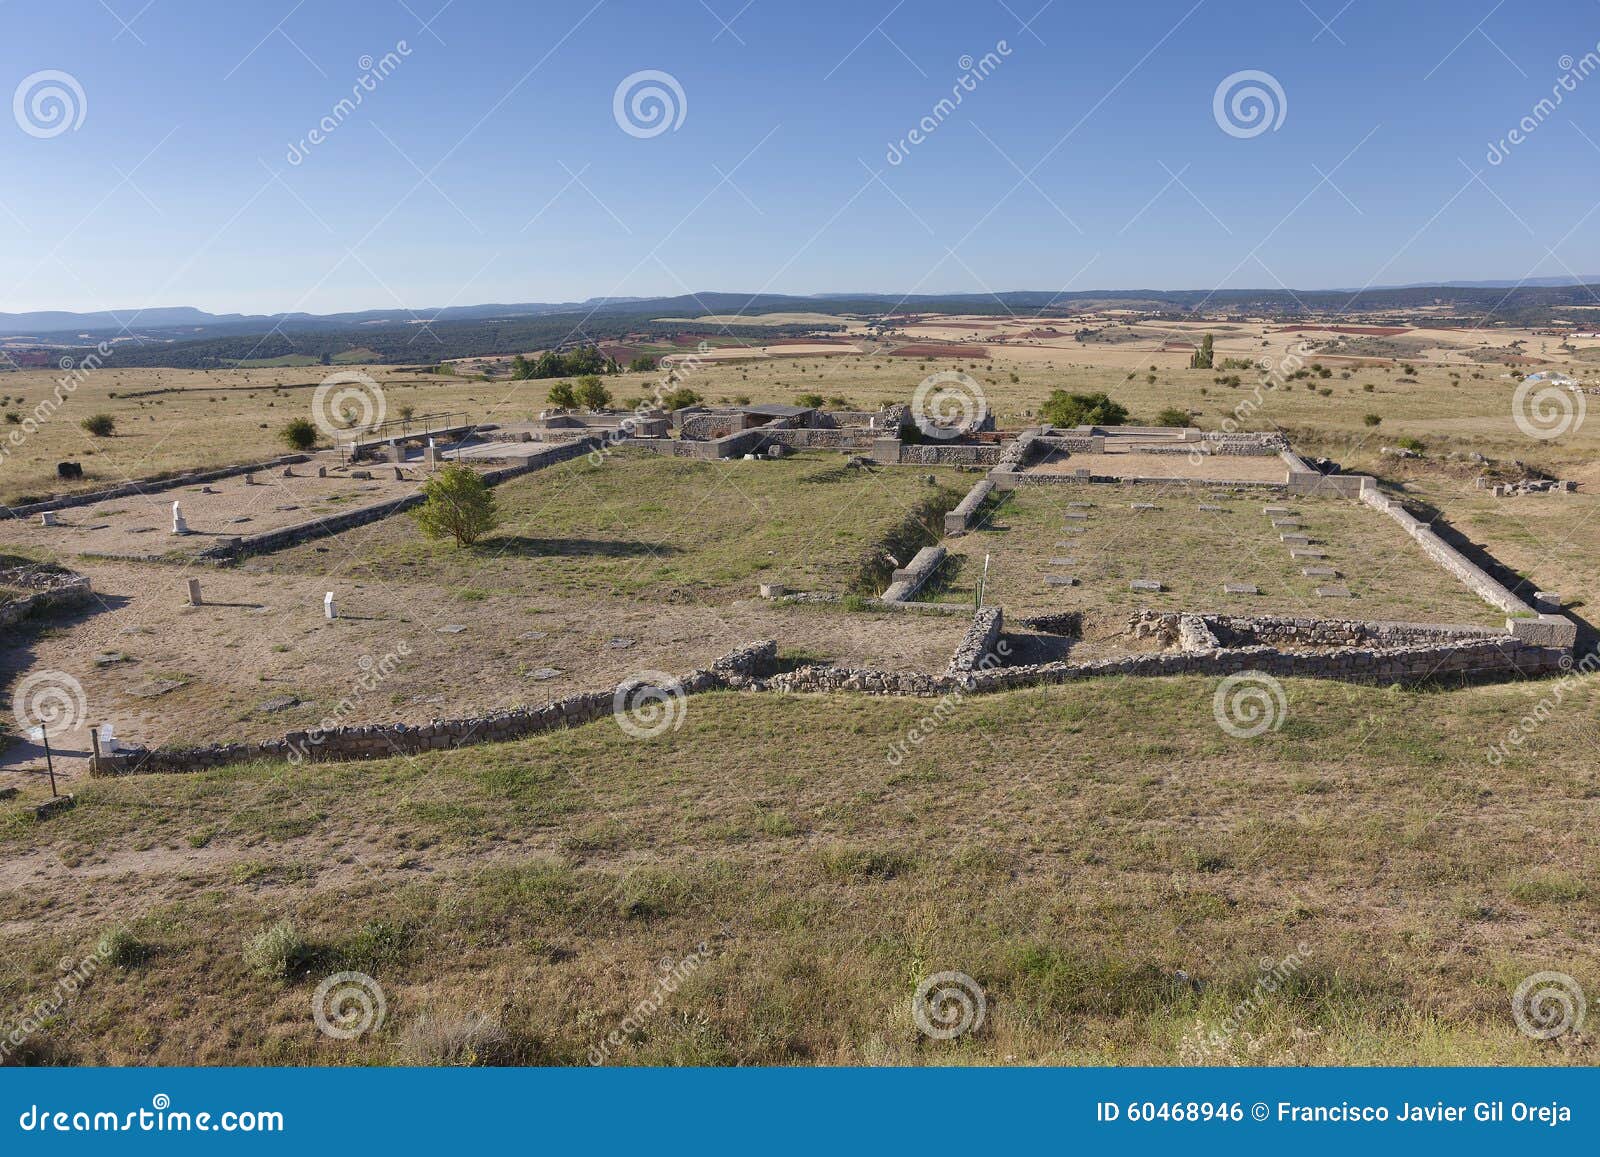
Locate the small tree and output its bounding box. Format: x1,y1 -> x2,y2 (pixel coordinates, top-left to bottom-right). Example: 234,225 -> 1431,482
628,354 -> 659,372
280,417 -> 318,450
81,413 -> 116,437
415,464 -> 498,548
1155,407 -> 1192,427
795,392 -> 825,409
1040,390 -> 1129,428
661,386 -> 702,410
1189,333 -> 1214,369
546,380 -> 577,408
574,375 -> 612,410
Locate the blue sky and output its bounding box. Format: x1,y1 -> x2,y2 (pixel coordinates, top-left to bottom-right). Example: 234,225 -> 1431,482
1,0 -> 1596,313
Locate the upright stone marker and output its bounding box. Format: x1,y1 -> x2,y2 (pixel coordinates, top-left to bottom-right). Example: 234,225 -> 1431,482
39,511 -> 59,527
171,501 -> 188,535
186,578 -> 203,606
324,592 -> 337,620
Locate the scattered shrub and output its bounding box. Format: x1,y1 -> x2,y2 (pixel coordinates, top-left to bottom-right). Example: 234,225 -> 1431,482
279,417 -> 317,451
243,921 -> 310,980
398,1011 -> 515,1066
80,413 -> 115,437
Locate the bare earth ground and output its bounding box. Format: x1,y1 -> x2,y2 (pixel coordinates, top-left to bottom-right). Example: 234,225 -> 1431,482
0,563 -> 962,786
1027,450 -> 1291,483
0,451 -> 417,561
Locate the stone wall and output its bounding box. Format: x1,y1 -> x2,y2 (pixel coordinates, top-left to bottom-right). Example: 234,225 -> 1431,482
895,443 -> 1001,466
0,566 -> 93,630
881,545 -> 946,602
680,413 -> 746,441
1359,486 -> 1535,618
944,478 -> 995,534
759,427 -> 880,451
1,455 -> 311,519
1130,610 -> 1505,650
196,438 -> 603,563
766,635 -> 1565,698
947,607 -> 1003,675
90,640 -> 778,776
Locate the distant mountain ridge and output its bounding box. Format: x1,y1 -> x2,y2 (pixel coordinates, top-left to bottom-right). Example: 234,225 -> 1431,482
7,276 -> 1600,339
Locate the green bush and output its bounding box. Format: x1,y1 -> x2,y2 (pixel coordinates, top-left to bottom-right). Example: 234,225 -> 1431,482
1363,413 -> 1382,427
661,387 -> 702,410
279,417 -> 317,451
415,464 -> 499,548
1154,407 -> 1192,427
80,413 -> 116,437
1040,390 -> 1128,428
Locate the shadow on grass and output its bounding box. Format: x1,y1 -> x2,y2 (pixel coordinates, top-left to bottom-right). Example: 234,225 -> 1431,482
478,536 -> 681,560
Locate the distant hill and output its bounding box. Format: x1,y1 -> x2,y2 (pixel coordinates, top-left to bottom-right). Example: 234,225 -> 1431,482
4,282 -> 1598,368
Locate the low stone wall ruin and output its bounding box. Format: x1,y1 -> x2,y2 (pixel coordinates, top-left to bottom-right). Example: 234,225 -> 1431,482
192,438 -> 603,563
0,565 -> 93,630
90,640 -> 779,776
1,455 -> 311,520
881,545 -> 946,602
944,478 -> 995,534
947,607 -> 1003,676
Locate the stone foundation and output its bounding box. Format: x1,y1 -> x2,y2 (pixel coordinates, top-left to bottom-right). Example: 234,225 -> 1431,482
89,640 -> 779,776
0,565 -> 94,629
